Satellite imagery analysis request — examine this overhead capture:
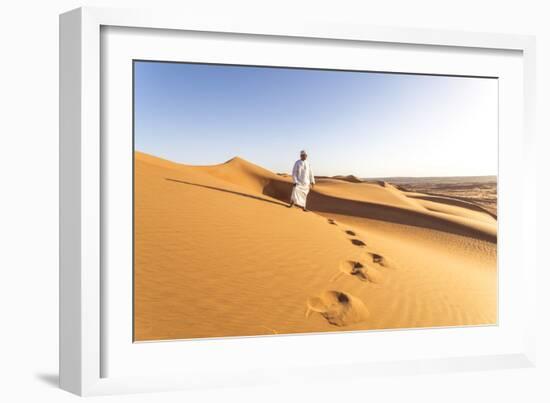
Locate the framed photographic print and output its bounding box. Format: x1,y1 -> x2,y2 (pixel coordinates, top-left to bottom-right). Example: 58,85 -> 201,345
59,7 -> 537,396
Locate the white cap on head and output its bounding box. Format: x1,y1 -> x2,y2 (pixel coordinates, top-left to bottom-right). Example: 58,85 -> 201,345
300,150 -> 307,155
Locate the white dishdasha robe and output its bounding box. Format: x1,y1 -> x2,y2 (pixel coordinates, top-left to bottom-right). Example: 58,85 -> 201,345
291,159 -> 315,208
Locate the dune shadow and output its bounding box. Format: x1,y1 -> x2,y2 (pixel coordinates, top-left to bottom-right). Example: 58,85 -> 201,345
165,178 -> 289,208
261,178 -> 496,243
165,176 -> 496,243
306,191 -> 496,243
407,194 -> 497,219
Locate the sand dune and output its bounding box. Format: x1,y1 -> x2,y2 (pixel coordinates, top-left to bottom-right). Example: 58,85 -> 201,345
134,151 -> 497,341
389,177 -> 497,217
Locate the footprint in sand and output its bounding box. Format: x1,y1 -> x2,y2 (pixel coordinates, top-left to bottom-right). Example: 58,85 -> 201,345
306,290 -> 370,326
335,260 -> 384,284
369,252 -> 384,264
366,252 -> 394,269
327,218 -> 337,225
345,230 -> 356,236
339,260 -> 368,282
350,239 -> 366,247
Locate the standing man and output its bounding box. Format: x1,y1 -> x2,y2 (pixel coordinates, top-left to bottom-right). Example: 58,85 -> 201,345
289,150 -> 315,211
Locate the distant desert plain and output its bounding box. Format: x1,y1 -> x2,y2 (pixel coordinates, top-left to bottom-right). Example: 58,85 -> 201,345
134,151 -> 497,341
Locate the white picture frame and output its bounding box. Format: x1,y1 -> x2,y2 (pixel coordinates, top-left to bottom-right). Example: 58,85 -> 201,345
59,6 -> 537,396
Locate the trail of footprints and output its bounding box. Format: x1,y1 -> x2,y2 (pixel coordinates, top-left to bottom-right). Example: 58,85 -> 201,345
306,218 -> 392,327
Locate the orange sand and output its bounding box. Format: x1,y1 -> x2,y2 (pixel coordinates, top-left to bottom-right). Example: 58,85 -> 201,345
134,151 -> 497,341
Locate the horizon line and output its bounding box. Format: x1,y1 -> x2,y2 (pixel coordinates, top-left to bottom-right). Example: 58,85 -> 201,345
134,150 -> 497,180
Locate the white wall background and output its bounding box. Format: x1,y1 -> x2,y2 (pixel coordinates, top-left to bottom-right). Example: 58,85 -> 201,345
0,0 -> 548,401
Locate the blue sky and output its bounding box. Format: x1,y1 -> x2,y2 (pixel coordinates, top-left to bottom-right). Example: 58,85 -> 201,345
134,61 -> 498,177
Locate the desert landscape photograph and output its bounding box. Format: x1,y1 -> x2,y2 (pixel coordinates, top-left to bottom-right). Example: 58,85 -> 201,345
133,61 -> 498,342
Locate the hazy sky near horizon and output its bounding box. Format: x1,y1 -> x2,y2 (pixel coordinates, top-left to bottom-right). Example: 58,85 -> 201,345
134,61 -> 498,177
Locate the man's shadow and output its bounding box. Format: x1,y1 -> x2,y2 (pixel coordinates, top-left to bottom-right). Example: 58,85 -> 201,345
165,178 -> 290,207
